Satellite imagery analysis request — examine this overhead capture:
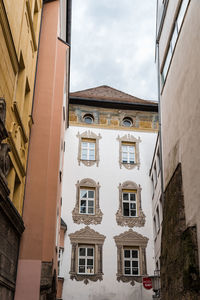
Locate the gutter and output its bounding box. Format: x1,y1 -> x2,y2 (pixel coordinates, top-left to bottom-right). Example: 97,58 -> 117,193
69,97 -> 158,112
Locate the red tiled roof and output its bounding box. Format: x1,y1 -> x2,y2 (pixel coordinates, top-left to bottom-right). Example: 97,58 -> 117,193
70,85 -> 157,105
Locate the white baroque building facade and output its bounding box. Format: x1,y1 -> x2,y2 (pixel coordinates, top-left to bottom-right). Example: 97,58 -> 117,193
60,86 -> 158,300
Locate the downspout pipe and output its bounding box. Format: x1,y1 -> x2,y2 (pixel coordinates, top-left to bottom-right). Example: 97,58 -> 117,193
156,41 -> 165,208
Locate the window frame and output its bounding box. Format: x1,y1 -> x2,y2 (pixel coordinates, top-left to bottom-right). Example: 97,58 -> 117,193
72,178 -> 103,225
78,245 -> 94,275
123,248 -> 140,276
69,226 -> 106,284
114,229 -> 148,285
116,181 -> 145,228
77,131 -> 101,167
117,134 -> 141,170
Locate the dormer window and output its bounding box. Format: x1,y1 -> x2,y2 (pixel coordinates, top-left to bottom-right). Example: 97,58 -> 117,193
83,114 -> 94,124
122,117 -> 133,127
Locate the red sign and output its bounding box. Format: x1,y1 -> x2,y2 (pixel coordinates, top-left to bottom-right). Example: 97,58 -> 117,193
143,277 -> 152,290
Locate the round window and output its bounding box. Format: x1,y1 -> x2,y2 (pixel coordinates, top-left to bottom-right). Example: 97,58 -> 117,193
122,117 -> 132,127
83,114 -> 94,124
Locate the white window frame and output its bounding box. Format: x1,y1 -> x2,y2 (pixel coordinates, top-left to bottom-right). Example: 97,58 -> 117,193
78,246 -> 94,275
81,140 -> 95,161
122,191 -> 137,217
122,143 -> 135,164
123,248 -> 140,276
79,189 -> 95,215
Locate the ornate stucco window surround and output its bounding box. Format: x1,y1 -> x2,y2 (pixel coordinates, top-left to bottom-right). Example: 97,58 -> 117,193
116,181 -> 145,228
69,226 -> 106,284
114,229 -> 148,286
117,134 -> 141,170
77,131 -> 101,167
72,178 -> 103,225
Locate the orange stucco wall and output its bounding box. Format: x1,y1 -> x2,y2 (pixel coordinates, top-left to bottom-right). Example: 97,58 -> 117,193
15,1 -> 69,299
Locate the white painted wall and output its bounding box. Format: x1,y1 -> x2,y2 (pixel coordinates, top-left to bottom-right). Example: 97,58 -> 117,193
61,126 -> 157,300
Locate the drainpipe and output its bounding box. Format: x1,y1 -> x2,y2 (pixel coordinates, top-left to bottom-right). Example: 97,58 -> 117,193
156,41 -> 165,210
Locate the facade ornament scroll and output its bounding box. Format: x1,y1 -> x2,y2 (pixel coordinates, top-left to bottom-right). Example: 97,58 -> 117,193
69,226 -> 105,284
117,134 -> 141,170
72,178 -> 103,225
114,229 -> 148,285
116,181 -> 145,228
77,131 -> 101,167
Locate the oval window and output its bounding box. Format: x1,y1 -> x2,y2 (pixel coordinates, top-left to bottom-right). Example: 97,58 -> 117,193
83,114 -> 94,124
122,117 -> 132,127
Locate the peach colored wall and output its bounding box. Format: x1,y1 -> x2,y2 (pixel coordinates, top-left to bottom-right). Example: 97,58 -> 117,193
57,278 -> 64,299
15,1 -> 70,299
15,260 -> 41,300
60,228 -> 65,249
160,0 -> 200,264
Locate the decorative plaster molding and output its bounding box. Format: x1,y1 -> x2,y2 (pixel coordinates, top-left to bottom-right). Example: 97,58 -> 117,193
72,178 -> 103,225
69,227 -> 105,284
114,229 -> 148,285
77,131 -> 101,167
117,134 -> 141,170
116,181 -> 145,228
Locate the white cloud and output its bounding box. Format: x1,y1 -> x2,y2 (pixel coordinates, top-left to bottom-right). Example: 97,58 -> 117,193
70,0 -> 158,100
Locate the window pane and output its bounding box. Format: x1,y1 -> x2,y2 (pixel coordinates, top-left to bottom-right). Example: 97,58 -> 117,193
89,154 -> 95,160
79,248 -> 86,256
88,191 -> 94,198
79,259 -> 85,265
132,250 -> 138,258
89,143 -> 95,149
177,0 -> 189,31
80,190 -> 87,198
130,210 -> 136,217
79,266 -> 85,273
80,206 -> 86,213
130,194 -> 136,201
132,268 -> 139,275
122,145 -> 127,151
124,250 -> 130,258
171,24 -> 178,50
123,193 -> 128,200
88,267 -> 92,274
124,268 -> 131,275
88,207 -> 94,214
87,248 -> 93,256
132,261 -> 138,268
87,259 -> 93,266
130,203 -> 136,209
80,200 -> 86,207
124,260 -> 130,267
123,203 -> 129,216
129,146 -> 134,152
81,142 -> 87,148
88,200 -> 94,207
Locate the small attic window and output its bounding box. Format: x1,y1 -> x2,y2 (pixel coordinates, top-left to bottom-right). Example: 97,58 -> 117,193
83,114 -> 94,124
122,117 -> 133,127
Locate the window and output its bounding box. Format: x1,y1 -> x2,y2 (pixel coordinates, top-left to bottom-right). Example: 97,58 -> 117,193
114,229 -> 148,285
72,178 -> 103,225
117,134 -> 141,170
80,189 -> 95,215
81,139 -> 95,161
83,114 -> 94,124
122,117 -> 133,127
78,246 -> 94,274
69,226 -> 105,284
122,190 -> 137,217
161,0 -> 190,84
116,181 -> 145,228
77,131 -> 101,167
124,248 -> 139,276
156,206 -> 160,232
122,143 -> 135,164
153,216 -> 157,238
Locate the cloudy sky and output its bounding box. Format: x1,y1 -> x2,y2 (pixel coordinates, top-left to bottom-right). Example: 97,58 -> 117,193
70,0 -> 158,101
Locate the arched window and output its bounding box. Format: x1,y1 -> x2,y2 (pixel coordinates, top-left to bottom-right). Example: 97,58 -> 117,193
122,117 -> 133,127
83,114 -> 94,124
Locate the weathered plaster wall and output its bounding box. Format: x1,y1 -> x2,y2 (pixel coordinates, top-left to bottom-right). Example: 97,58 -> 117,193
61,125 -> 157,300
160,0 -> 200,265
